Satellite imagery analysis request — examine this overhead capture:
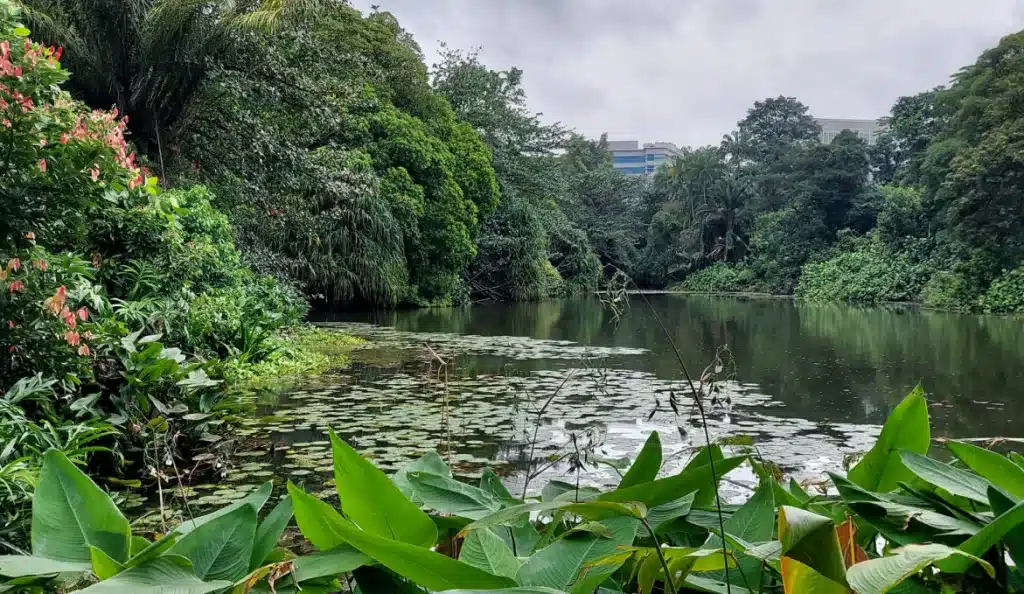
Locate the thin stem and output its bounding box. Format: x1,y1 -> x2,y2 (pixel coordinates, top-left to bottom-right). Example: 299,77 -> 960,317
520,369 -> 577,500
643,518 -> 677,594
635,288 -> 732,593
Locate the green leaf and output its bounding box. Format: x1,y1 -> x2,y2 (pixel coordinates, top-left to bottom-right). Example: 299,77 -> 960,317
778,506 -> 847,587
407,471 -> 503,519
13,26 -> 30,36
77,556 -> 231,593
393,451 -> 452,504
291,547 -> 369,582
947,441 -> 1024,499
459,500 -> 646,536
898,450 -> 992,504
168,503 -> 257,582
848,385 -> 929,492
600,455 -> 747,508
32,450 -> 131,563
328,429 -> 436,547
438,585 -> 569,589
250,496 -> 293,570
647,491 -> 696,531
459,528 -> 521,579
288,482 -> 515,590
847,543 -> 994,594
89,546 -> 125,580
129,536 -> 150,557
0,556 -> 90,578
987,486 -> 1024,569
123,533 -> 180,570
517,516 -> 637,592
937,497 -> 1024,573
479,468 -> 513,501
618,431 -> 662,489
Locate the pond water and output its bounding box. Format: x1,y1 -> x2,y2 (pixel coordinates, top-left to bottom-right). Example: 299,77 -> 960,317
185,295 -> 1024,509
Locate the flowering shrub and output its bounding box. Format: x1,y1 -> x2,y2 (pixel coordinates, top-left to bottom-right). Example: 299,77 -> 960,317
0,1 -> 158,253
1,244 -> 107,390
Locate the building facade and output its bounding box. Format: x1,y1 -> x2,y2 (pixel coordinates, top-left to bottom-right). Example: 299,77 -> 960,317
815,118 -> 889,146
607,140 -> 681,175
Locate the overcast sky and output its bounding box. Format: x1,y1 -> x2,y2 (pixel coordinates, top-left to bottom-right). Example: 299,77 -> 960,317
350,1 -> 1024,148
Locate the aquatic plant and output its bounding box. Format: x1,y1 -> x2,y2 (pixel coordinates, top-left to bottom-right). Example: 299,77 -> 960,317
6,386 -> 1024,592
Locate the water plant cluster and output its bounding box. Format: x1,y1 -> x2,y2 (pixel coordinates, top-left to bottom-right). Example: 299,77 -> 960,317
2,387 -> 1023,593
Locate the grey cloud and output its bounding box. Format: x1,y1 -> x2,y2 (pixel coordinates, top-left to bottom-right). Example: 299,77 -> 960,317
352,0 -> 1024,147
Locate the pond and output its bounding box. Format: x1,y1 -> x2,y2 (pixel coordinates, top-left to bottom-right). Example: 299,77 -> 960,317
188,295 -> 1024,508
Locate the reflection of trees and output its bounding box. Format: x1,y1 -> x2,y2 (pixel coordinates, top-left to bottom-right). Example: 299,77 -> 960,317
334,295 -> 1022,440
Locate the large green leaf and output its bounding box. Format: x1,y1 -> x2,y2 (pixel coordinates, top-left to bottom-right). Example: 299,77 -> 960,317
459,527 -> 521,579
618,431 -> 662,489
479,468 -> 514,501
32,450 -> 131,563
288,482 -> 515,590
77,555 -> 231,593
438,589 -> 567,594
937,497 -> 1024,573
291,547 -> 369,582
702,482 -> 776,588
407,471 -> 503,519
848,386 -> 929,492
0,556 -> 90,578
831,474 -> 979,537
647,491 -> 696,531
898,450 -> 992,504
328,429 -> 436,547
393,451 -> 452,504
517,516 -> 637,593
947,441 -> 1024,499
600,455 -> 747,508
778,506 -> 847,587
250,496 -> 293,570
168,503 -> 257,582
89,546 -> 125,579
847,543 -> 993,594
987,487 -> 1024,569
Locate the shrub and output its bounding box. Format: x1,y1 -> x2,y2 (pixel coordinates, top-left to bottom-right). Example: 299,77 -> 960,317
920,269 -> 977,311
797,239 -> 930,303
978,266 -> 1024,313
676,262 -> 756,293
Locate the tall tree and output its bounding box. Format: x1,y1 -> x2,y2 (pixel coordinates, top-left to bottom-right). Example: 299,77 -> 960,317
16,0 -> 324,153
735,96 -> 820,164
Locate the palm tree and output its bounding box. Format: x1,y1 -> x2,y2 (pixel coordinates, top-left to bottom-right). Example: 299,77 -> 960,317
16,0 -> 325,156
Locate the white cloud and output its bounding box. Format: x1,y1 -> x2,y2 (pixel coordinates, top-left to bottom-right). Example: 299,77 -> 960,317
350,0 -> 1024,146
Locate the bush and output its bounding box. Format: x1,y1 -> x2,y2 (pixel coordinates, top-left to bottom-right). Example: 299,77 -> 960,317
797,239 -> 930,303
675,262 -> 756,293
920,269 -> 978,311
978,266 -> 1024,313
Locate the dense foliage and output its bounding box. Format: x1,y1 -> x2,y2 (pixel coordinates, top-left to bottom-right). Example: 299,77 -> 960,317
6,388 -> 1024,593
0,1 -> 328,550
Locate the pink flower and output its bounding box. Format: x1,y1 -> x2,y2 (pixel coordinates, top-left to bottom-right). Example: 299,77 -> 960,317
32,259 -> 46,271
7,320 -> 13,329
64,330 -> 80,346
83,330 -> 94,340
90,167 -> 100,182
8,346 -> 14,353
38,159 -> 46,173
7,280 -> 25,293
59,133 -> 69,144
23,40 -> 30,51
0,270 -> 6,281
39,138 -> 46,147
13,66 -> 21,77
76,307 -> 88,321
54,47 -> 62,61
6,258 -> 20,271
77,344 -> 91,356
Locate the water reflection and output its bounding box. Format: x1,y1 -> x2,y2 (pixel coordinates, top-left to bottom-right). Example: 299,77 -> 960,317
205,296 -> 1023,505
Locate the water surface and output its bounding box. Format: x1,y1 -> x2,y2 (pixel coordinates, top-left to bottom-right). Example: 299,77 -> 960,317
213,295 -> 1024,505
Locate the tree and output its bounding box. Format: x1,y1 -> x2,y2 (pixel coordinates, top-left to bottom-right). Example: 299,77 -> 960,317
735,96 -> 820,164
16,0 -> 324,154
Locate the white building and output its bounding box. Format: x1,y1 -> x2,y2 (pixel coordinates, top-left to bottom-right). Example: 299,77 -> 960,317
815,118 -> 889,146
607,140 -> 681,175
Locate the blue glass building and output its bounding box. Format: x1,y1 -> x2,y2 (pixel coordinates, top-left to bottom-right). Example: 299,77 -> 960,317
606,140 -> 681,175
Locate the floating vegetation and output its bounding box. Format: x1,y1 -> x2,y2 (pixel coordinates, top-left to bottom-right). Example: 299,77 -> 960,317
146,322 -> 887,517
